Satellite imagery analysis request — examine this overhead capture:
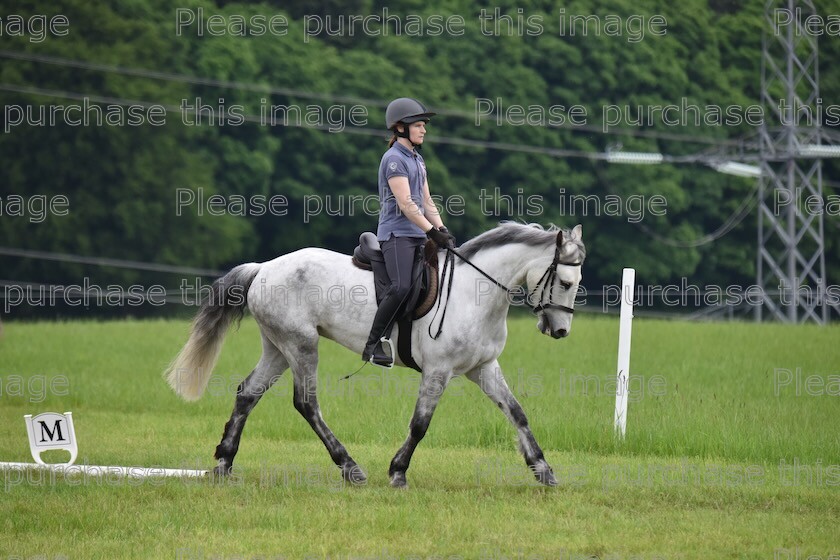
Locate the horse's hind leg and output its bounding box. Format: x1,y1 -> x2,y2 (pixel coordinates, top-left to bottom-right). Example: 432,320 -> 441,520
466,361 -> 557,486
213,334 -> 288,476
288,338 -> 367,485
388,369 -> 452,488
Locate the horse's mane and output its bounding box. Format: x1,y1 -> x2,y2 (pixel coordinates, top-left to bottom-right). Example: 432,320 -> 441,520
457,222 -> 585,261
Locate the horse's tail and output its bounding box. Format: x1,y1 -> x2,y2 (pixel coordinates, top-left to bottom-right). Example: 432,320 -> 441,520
164,262 -> 262,401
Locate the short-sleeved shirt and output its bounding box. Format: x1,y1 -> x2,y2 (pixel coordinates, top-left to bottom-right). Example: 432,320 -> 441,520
376,142 -> 428,241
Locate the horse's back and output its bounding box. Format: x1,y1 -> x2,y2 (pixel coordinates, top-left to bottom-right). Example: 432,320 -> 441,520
247,247 -> 376,344
253,247 -> 370,285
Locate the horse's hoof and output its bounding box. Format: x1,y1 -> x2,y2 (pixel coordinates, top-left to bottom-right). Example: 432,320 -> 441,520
532,463 -> 558,487
342,464 -> 367,486
211,462 -> 232,481
389,472 -> 408,489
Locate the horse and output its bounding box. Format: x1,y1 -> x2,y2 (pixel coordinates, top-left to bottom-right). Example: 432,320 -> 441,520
164,222 -> 585,488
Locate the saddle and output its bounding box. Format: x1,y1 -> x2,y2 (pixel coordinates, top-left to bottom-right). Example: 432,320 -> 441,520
351,232 -> 440,371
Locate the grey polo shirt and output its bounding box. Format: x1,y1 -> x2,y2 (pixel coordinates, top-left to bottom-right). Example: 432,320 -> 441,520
376,142 -> 428,241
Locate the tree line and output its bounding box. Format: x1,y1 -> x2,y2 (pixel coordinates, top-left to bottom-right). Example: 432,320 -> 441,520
1,0 -> 838,318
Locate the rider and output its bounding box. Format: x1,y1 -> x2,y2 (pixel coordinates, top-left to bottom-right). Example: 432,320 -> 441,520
362,97 -> 456,367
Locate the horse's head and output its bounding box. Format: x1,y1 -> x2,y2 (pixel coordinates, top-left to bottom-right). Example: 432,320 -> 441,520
528,224 -> 584,339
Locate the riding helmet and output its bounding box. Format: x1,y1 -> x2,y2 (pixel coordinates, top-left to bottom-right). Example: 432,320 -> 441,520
385,98 -> 436,130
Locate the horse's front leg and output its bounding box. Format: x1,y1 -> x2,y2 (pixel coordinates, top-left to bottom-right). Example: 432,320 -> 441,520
467,361 -> 557,486
388,369 -> 452,488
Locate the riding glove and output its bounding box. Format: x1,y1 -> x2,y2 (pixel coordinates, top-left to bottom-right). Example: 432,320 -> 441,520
439,227 -> 456,248
426,226 -> 455,248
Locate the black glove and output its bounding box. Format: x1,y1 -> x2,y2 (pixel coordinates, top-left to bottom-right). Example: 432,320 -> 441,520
439,227 -> 456,248
426,226 -> 455,248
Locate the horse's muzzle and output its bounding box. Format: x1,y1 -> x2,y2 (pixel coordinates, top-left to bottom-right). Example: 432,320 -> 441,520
538,313 -> 569,339
551,328 -> 569,339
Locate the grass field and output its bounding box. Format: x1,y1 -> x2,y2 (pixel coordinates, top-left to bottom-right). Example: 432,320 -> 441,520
1,315 -> 838,559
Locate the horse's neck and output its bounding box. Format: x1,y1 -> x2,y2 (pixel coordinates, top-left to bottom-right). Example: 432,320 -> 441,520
457,243 -> 552,311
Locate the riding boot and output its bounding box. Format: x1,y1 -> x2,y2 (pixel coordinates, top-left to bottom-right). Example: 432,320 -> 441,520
362,290 -> 405,367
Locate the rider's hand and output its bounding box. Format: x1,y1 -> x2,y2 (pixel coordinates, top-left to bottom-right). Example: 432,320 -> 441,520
426,226 -> 455,248
439,227 -> 456,248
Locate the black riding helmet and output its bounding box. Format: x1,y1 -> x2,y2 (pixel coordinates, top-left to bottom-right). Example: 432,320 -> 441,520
385,98 -> 435,147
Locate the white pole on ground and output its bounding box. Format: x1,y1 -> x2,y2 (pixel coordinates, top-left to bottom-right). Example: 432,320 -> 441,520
614,268 -> 635,439
0,462 -> 208,478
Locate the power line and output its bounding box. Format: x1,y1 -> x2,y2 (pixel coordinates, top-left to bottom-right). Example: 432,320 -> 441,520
0,49 -> 391,108
0,82 -> 385,138
591,161 -> 760,248
1,82 -> 718,162
0,49 -> 745,146
634,184 -> 759,248
0,247 -> 224,276
0,279 -> 193,306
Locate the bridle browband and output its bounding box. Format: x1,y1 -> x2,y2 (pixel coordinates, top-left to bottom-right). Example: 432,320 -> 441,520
428,242 -> 582,339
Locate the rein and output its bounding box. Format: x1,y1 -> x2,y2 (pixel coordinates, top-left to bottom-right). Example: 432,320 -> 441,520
427,244 -> 582,339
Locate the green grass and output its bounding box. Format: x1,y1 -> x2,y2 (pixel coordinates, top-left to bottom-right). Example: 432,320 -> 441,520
1,316 -> 838,559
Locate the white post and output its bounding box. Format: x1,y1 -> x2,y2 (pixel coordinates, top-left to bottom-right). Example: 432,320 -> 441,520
614,268 -> 635,439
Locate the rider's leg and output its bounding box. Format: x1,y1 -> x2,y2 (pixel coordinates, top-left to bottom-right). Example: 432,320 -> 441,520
362,235 -> 424,366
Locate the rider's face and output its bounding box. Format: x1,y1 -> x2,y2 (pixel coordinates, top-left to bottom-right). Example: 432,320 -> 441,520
407,121 -> 426,145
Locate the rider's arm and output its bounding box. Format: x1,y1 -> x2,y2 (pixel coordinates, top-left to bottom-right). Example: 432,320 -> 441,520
388,176 -> 435,232
422,179 -> 444,230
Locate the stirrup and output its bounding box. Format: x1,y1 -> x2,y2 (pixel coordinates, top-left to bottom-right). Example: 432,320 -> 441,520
370,337 -> 394,369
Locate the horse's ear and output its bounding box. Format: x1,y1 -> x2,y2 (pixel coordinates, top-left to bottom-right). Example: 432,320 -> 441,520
572,224 -> 583,240
555,230 -> 563,246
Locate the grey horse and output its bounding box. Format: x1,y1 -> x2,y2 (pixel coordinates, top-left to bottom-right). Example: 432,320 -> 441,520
165,222 -> 585,487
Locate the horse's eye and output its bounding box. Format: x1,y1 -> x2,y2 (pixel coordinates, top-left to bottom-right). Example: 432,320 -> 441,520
560,281 -> 572,290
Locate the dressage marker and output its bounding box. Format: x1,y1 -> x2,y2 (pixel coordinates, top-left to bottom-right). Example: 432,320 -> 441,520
614,268 -> 636,439
0,411 -> 208,479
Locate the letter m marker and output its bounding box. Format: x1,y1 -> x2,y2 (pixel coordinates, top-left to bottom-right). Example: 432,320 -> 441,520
24,411 -> 78,466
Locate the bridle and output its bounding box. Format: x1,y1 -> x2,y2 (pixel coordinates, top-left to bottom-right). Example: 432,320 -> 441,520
525,243 -> 583,315
428,243 -> 582,339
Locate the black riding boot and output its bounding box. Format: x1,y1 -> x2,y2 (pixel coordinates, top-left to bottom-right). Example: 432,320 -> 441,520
362,288 -> 406,367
